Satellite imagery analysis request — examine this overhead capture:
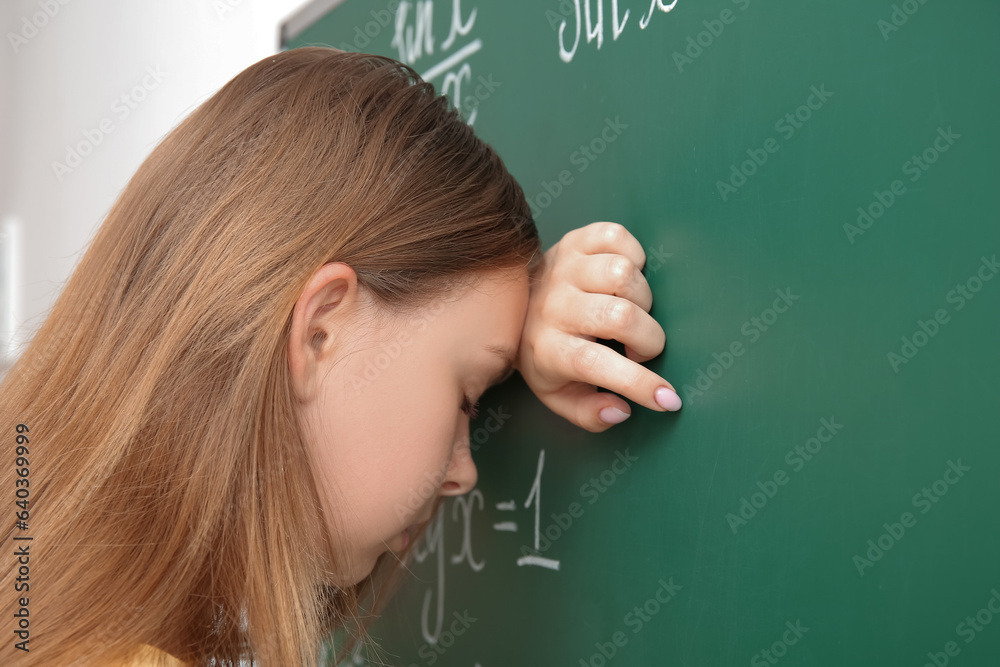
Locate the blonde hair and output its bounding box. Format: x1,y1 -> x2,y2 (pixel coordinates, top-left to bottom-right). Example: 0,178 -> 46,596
0,47 -> 541,666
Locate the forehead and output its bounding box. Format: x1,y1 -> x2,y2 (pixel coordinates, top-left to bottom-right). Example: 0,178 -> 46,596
364,269 -> 529,360
434,270 -> 529,343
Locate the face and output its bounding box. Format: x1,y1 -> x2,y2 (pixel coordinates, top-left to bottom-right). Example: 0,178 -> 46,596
288,265 -> 530,586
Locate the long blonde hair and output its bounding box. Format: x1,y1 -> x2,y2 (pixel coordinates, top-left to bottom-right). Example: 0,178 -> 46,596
0,47 -> 541,666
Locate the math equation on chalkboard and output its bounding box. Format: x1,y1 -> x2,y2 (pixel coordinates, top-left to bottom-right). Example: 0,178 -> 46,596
413,449 -> 557,644
342,448 -> 556,667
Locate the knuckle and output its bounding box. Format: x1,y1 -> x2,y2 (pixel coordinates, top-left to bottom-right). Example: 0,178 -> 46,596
622,367 -> 644,394
571,343 -> 601,375
607,256 -> 633,292
603,299 -> 632,330
600,221 -> 628,244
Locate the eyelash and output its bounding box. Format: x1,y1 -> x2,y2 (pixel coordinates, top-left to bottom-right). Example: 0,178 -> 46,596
461,395 -> 480,419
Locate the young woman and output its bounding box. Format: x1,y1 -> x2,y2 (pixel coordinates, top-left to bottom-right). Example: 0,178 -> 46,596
0,47 -> 681,666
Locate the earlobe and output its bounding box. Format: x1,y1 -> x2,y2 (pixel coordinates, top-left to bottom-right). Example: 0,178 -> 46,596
287,262 -> 359,402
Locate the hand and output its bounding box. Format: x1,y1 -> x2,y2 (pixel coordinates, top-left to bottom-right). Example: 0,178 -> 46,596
513,222 -> 682,432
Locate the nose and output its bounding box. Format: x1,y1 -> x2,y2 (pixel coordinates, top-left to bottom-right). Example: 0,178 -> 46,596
438,439 -> 478,496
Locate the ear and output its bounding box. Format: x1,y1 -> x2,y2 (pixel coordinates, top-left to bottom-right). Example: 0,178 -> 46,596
287,262 -> 360,402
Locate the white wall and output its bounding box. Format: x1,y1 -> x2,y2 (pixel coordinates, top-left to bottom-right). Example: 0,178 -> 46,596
0,0 -> 316,373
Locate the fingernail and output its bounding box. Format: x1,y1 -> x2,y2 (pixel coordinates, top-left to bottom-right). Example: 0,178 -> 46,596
655,386 -> 682,411
599,406 -> 631,425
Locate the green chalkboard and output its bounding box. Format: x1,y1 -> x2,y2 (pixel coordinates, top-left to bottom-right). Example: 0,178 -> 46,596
284,1 -> 1000,665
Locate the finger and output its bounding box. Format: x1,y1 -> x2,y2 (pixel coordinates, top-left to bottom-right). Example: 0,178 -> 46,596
571,253 -> 653,312
560,289 -> 665,362
624,344 -> 643,363
534,381 -> 635,433
563,222 -> 647,271
551,331 -> 681,413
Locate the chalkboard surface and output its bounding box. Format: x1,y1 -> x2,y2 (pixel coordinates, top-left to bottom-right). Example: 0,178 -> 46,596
284,2 -> 1000,665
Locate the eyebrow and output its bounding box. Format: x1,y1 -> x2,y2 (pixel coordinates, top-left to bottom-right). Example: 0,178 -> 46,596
482,343 -> 517,387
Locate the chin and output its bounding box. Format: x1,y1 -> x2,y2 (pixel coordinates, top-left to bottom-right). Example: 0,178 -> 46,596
317,550 -> 379,589
340,563 -> 377,587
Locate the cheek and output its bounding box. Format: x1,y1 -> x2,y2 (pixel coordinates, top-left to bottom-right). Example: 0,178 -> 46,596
327,389 -> 457,523
306,342 -> 462,533
385,406 -> 463,520
375,365 -> 460,462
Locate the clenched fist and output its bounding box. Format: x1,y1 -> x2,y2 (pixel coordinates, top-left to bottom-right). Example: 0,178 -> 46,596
514,222 -> 682,432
